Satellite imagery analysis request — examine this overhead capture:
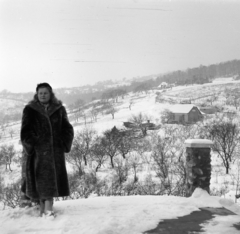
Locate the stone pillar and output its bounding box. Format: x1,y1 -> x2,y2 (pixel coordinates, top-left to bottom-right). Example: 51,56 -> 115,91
184,139 -> 213,197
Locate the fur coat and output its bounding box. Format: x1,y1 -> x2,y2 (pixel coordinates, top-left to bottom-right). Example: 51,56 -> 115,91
20,98 -> 74,199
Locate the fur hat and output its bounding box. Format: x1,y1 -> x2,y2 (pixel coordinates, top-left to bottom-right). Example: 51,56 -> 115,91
36,83 -> 52,92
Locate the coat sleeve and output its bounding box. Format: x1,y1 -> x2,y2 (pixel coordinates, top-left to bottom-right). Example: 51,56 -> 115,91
20,106 -> 39,155
61,106 -> 74,153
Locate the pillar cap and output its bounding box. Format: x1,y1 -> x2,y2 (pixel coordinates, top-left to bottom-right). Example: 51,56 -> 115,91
184,139 -> 213,148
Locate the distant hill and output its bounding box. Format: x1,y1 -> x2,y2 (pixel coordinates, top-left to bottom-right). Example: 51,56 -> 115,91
1,58 -> 240,113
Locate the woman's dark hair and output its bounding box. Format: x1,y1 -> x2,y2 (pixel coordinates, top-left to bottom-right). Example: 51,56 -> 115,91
36,83 -> 52,92
34,83 -> 60,104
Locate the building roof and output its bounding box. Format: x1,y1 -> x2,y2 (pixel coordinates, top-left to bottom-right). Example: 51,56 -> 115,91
169,104 -> 199,114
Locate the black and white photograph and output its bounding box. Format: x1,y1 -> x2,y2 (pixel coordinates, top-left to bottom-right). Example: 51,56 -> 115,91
1,0 -> 240,233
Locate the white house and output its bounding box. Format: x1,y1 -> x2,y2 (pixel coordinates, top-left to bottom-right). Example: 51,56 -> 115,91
168,104 -> 203,123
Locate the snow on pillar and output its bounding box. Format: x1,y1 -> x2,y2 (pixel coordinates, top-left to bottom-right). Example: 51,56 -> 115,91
184,139 -> 213,197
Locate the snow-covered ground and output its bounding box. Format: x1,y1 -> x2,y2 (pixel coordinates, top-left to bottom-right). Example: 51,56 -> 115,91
0,188 -> 239,234
73,91 -> 166,134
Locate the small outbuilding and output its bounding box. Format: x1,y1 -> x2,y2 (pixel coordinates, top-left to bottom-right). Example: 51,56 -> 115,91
199,106 -> 217,114
168,104 -> 203,124
158,82 -> 168,89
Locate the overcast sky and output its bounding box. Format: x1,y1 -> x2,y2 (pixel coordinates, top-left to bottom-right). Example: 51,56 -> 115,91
1,0 -> 240,93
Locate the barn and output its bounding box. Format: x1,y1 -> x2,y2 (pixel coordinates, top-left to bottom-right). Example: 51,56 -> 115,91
168,104 -> 203,123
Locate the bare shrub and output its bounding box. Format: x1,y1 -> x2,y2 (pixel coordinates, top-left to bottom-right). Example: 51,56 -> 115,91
68,171 -> 99,199
0,179 -> 22,209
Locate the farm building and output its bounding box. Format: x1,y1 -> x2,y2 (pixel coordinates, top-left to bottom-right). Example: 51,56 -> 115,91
168,104 -> 203,123
158,82 -> 168,89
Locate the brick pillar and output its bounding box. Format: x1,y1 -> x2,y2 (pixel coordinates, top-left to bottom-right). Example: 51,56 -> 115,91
184,139 -> 213,197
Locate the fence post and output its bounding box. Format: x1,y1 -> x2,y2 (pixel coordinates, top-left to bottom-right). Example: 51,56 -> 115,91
184,139 -> 213,197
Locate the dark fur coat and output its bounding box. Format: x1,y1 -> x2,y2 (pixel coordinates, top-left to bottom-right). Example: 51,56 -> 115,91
20,98 -> 74,199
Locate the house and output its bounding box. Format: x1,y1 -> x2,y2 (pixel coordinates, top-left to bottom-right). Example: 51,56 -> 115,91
168,104 -> 203,124
158,82 -> 168,89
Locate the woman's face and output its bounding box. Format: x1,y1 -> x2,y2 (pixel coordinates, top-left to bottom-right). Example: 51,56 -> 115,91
37,87 -> 51,104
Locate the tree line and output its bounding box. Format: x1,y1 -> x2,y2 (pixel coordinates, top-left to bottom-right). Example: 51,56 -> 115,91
2,59 -> 240,113
155,59 -> 240,86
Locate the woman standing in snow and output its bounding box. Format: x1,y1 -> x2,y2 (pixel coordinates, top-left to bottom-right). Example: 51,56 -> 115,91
20,83 -> 74,217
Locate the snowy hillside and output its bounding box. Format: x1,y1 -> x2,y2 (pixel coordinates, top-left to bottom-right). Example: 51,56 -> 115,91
1,78 -> 240,233
73,91 -> 165,134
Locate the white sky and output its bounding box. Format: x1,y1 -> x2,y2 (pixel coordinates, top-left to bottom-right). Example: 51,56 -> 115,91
1,0 -> 240,93
0,188 -> 240,234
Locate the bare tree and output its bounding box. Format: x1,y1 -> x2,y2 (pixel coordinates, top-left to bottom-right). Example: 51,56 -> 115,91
160,109 -> 173,124
74,108 -> 82,123
150,132 -> 187,196
128,152 -> 142,183
90,108 -> 99,122
78,127 -> 97,165
91,137 -> 108,172
224,87 -> 232,104
113,156 -> 129,186
117,133 -> 134,159
66,127 -> 97,175
82,111 -> 88,125
204,118 -> 240,174
0,144 -> 16,171
101,127 -> 121,168
134,138 -> 151,160
66,142 -> 85,176
226,95 -> 240,110
0,123 -> 6,136
8,128 -> 15,139
105,103 -> 118,119
208,94 -> 218,105
128,112 -> 151,136
129,101 -> 134,110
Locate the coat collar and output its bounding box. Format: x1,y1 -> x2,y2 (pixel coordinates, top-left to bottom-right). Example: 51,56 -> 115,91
27,100 -> 62,117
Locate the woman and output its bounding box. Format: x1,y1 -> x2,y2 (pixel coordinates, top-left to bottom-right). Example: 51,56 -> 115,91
20,83 -> 74,217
